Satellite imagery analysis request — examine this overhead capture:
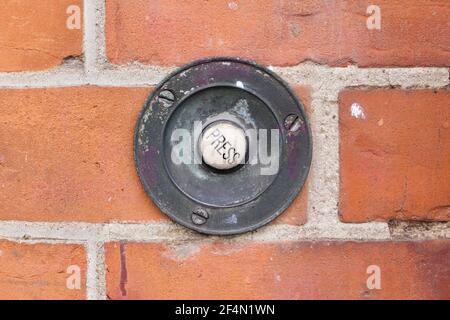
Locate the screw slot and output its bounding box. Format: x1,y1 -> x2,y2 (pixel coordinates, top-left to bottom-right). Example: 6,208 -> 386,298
158,89 -> 175,108
191,208 -> 209,225
284,114 -> 303,133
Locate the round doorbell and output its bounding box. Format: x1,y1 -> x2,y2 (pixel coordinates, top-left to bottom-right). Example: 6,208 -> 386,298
134,57 -> 312,235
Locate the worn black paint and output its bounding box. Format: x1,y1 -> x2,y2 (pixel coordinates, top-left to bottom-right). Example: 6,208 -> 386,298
134,57 -> 312,235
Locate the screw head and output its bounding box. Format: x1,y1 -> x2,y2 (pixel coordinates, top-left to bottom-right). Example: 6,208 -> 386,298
191,208 -> 209,225
284,114 -> 303,133
158,89 -> 175,108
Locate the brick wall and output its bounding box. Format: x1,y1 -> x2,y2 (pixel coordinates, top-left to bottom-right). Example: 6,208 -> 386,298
0,0 -> 448,300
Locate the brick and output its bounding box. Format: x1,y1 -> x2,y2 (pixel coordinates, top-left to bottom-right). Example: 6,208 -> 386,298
0,86 -> 310,223
0,241 -> 86,300
105,240 -> 450,300
0,0 -> 83,72
0,87 -> 165,222
339,90 -> 449,222
106,0 -> 450,67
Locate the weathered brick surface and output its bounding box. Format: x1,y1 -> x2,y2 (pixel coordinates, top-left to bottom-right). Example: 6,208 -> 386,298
0,86 -> 310,224
0,241 -> 86,300
339,90 -> 450,222
0,0 -> 83,72
0,87 -> 163,222
105,240 -> 450,300
106,0 -> 450,67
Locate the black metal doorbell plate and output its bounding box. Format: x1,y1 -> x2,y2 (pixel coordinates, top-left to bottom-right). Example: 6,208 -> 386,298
134,57 -> 312,235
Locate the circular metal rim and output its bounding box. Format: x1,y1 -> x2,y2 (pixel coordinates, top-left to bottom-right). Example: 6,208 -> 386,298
134,56 -> 313,235
161,84 -> 280,209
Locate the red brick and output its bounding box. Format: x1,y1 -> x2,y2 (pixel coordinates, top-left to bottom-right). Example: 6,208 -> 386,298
0,241 -> 86,300
0,0 -> 83,72
0,86 -> 310,224
106,0 -> 450,67
339,90 -> 449,222
0,87 -> 165,222
105,240 -> 450,300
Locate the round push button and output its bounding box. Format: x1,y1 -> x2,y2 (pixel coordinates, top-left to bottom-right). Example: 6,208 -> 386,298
199,121 -> 247,171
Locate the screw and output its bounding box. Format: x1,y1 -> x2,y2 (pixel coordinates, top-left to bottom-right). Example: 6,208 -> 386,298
192,208 -> 209,225
284,114 -> 303,133
158,89 -> 175,108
